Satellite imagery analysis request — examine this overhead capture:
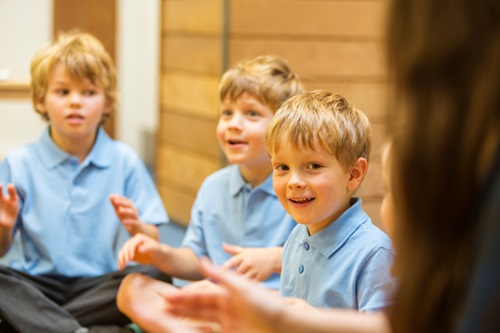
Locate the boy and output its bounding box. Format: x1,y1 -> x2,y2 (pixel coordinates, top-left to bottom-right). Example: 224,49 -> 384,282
115,55 -> 304,331
0,31 -> 170,332
266,90 -> 395,311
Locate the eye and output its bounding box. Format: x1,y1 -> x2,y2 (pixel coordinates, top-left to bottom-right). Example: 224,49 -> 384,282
307,163 -> 322,170
247,110 -> 259,117
220,109 -> 233,117
56,89 -> 69,96
274,164 -> 289,171
83,89 -> 96,96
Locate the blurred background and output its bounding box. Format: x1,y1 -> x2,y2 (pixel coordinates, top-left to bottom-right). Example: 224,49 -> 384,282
0,0 -> 389,229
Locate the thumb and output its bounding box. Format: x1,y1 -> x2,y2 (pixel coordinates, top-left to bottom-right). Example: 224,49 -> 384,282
222,243 -> 243,255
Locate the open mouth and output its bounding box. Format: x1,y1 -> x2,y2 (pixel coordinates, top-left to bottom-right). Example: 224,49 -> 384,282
228,139 -> 246,145
290,197 -> 315,204
67,114 -> 84,120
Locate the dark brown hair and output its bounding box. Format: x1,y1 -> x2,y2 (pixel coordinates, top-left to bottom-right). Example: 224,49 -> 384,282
386,0 -> 500,332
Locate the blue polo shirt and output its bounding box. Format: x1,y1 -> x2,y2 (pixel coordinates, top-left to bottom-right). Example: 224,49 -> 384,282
181,164 -> 296,289
280,198 -> 395,311
0,127 -> 168,277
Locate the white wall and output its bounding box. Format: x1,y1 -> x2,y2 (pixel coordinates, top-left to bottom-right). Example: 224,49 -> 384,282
0,0 -> 52,158
117,0 -> 160,166
0,0 -> 159,163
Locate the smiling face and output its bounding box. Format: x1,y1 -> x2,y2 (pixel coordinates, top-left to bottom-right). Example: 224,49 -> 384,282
36,62 -> 109,155
216,92 -> 275,185
271,139 -> 364,235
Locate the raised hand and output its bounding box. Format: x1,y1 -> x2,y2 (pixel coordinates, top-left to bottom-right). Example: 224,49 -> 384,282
110,194 -> 141,234
0,183 -> 19,230
117,233 -> 162,269
221,243 -> 282,282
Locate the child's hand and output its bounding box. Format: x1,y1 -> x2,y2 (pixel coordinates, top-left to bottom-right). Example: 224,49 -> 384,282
0,183 -> 19,231
118,233 -> 162,270
221,243 -> 282,282
110,194 -> 142,234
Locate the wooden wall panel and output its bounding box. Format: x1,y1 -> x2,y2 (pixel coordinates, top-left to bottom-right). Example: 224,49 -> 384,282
229,39 -> 387,78
163,0 -> 223,34
230,0 -> 387,38
158,112 -> 220,158
162,36 -> 223,75
161,72 -> 220,119
159,0 -> 225,225
157,144 -> 220,194
159,185 -> 195,227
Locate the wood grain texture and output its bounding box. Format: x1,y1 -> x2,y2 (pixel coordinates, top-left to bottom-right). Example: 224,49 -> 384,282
163,0 -> 224,34
161,71 -> 221,119
162,35 -> 223,75
229,39 -> 387,78
159,184 -> 196,227
230,0 -> 388,38
158,111 -> 220,157
156,144 -> 220,194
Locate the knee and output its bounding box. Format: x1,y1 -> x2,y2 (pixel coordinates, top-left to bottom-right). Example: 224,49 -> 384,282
117,273 -> 146,314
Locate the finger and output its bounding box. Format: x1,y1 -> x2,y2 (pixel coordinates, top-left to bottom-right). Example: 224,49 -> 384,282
235,265 -> 251,276
117,207 -> 138,219
222,243 -> 243,255
118,249 -> 128,269
6,184 -> 17,201
221,255 -> 242,269
200,257 -> 254,294
242,269 -> 260,282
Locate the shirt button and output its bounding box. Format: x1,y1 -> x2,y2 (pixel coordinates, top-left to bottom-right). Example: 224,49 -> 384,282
303,242 -> 310,251
298,265 -> 304,274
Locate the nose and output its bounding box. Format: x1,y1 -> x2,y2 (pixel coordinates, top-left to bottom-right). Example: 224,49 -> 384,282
227,112 -> 243,130
69,92 -> 82,107
287,171 -> 306,189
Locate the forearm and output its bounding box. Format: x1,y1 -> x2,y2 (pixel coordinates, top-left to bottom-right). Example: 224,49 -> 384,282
278,308 -> 391,333
155,246 -> 204,281
0,227 -> 13,257
270,246 -> 283,274
133,222 -> 159,240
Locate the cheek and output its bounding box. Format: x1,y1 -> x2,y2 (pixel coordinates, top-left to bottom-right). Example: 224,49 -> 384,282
380,194 -> 395,237
215,122 -> 225,143
273,176 -> 287,197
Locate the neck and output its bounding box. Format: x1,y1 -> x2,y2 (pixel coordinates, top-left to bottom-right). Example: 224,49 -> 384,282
239,162 -> 273,188
50,127 -> 98,163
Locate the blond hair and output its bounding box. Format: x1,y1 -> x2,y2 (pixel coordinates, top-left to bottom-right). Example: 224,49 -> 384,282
219,55 -> 304,112
30,31 -> 117,123
266,90 -> 372,171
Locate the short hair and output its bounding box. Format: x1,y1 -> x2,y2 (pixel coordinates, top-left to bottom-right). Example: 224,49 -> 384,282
30,31 -> 117,123
218,55 -> 304,112
266,90 -> 372,170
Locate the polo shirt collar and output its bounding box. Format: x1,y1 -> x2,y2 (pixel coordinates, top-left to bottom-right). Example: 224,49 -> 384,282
228,165 -> 276,197
36,127 -> 112,170
302,197 -> 368,258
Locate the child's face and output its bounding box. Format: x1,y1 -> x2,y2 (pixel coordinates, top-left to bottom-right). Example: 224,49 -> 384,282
36,63 -> 108,150
217,92 -> 274,170
271,140 -> 355,235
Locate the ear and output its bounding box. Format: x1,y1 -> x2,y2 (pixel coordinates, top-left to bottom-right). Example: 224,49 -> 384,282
347,157 -> 368,192
35,98 -> 46,114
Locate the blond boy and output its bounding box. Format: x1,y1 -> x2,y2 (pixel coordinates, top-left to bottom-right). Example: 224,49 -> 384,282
0,31 -> 169,332
266,90 -> 395,311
